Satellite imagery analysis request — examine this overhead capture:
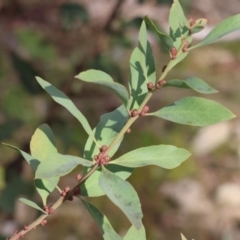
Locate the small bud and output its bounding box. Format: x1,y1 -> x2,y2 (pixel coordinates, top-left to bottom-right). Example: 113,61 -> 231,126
24,225 -> 28,231
143,105 -> 149,113
68,196 -> 73,201
94,155 -> 98,161
162,65 -> 167,72
100,145 -> 107,152
41,220 -> 47,226
189,18 -> 195,27
19,234 -> 24,239
14,231 -> 18,235
131,109 -> 138,117
33,227 -> 36,230
147,82 -> 154,91
170,47 -> 177,54
44,205 -> 49,212
155,82 -> 161,89
76,174 -> 82,182
104,155 -> 110,162
61,191 -> 66,197
126,128 -> 131,133
64,186 -> 70,193
139,111 -> 145,116
49,207 -> 54,214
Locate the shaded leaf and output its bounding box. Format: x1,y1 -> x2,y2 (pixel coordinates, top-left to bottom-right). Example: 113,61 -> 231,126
138,21 -> 156,84
128,47 -> 148,110
111,145 -> 191,169
82,105 -> 130,197
82,199 -> 122,240
124,225 -> 146,240
191,18 -> 208,34
164,77 -> 218,94
36,153 -> 92,179
99,167 -> 143,229
76,70 -> 129,107
148,97 -> 235,126
19,198 -> 46,213
190,14 -> 240,50
81,165 -> 133,197
36,77 -> 98,146
144,16 -> 173,51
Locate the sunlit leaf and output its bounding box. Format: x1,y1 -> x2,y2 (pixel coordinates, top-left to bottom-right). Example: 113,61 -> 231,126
19,198 -> 46,213
124,225 -> 146,240
190,18 -> 208,34
138,21 -> 156,84
111,145 -> 190,169
164,77 -> 218,94
99,167 -> 143,229
36,153 -> 92,179
190,14 -> 240,50
144,16 -> 173,51
148,97 -> 235,126
82,199 -> 122,240
76,70 -> 129,107
36,77 -> 98,146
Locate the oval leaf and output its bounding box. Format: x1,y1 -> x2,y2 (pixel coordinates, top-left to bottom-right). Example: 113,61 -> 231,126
82,199 -> 122,240
76,70 -> 129,107
99,167 -> 143,229
144,16 -> 173,51
36,77 -> 98,146
36,153 -> 92,179
124,225 -> 146,240
164,77 -> 218,94
111,145 -> 191,169
148,97 -> 235,126
190,14 -> 240,50
19,198 -> 46,213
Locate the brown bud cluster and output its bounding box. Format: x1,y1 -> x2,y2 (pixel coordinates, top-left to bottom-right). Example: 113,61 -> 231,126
24,225 -> 28,231
94,152 -> 110,165
170,47 -> 177,59
130,109 -> 138,117
100,145 -> 107,152
189,18 -> 196,27
156,79 -> 166,88
182,41 -> 189,52
139,105 -> 149,116
44,205 -> 55,214
147,82 -> 154,91
73,187 -> 81,196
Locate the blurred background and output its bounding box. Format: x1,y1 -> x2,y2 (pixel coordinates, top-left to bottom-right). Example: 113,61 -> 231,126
0,0 -> 240,239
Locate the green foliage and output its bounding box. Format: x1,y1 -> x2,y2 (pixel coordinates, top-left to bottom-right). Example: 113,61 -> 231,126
3,1 -> 240,239
19,198 -> 46,213
163,77 -> 218,94
99,167 -> 143,229
76,70 -> 129,107
149,97 -> 235,126
82,199 -> 122,240
111,145 -> 191,169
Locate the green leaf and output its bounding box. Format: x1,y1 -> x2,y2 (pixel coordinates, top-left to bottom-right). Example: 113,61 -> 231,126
99,167 -> 143,229
174,0 -> 189,29
35,153 -> 92,179
148,96 -> 235,126
76,70 -> 129,107
138,21 -> 156,84
2,142 -> 58,205
81,165 -> 133,197
164,77 -> 218,94
128,47 -> 148,110
111,145 -> 190,169
82,199 -> 122,240
144,16 -> 173,51
169,2 -> 182,48
19,198 -> 46,213
82,105 -> 131,197
181,233 -> 188,240
190,14 -> 240,50
124,225 -> 146,240
36,77 -> 98,146
167,52 -> 188,70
